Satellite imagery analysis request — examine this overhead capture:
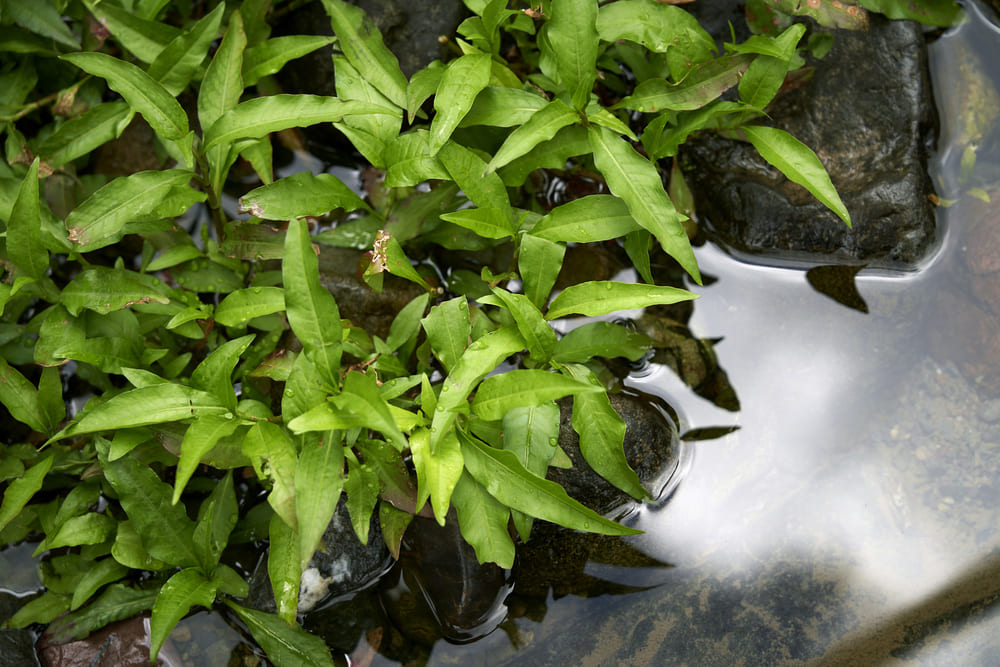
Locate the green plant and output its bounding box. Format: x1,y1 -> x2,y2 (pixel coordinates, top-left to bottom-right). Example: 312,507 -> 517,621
0,0 -> 953,662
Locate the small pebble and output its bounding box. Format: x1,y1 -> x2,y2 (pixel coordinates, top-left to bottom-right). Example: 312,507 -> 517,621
979,399 -> 1000,423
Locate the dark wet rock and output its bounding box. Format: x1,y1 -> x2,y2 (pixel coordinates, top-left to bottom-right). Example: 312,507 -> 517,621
248,500 -> 392,614
317,246 -> 427,340
682,15 -> 938,269
0,593 -> 37,667
548,388 -> 682,517
38,615 -> 182,667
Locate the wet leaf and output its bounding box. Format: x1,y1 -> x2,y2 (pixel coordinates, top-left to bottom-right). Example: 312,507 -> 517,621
459,431 -> 640,535
472,369 -> 600,421
429,53 -> 492,153
552,321 -> 654,362
243,422 -> 299,531
334,371 -> 408,451
531,194 -> 641,242
173,416 -> 240,504
8,158 -> 49,281
46,513 -> 115,550
421,296 -> 472,373
383,131 -> 450,187
450,470 -> 514,567
214,287 -> 286,327
618,54 -> 754,112
70,558 -> 129,611
765,0 -> 869,30
243,35 -> 336,88
344,460 -> 379,544
501,402 -> 560,540
147,3 -> 224,95
192,471 -> 238,571
379,502 -> 414,560
439,207 -> 515,239
60,267 -> 169,316
296,431 -> 344,570
0,358 -> 46,434
60,52 -> 189,140
461,86 -> 548,127
65,169 -> 197,250
410,427 -> 463,525
267,512 -> 300,624
544,0 -> 599,109
0,455 -> 53,533
486,98 -> 579,173
36,101 -> 132,168
112,520 -> 168,571
386,293 -> 430,353
320,0 -> 408,108
202,96 -> 398,151
7,0 -> 81,48
486,287 -> 557,363
429,326 -> 525,453
150,568 -> 219,662
439,141 -> 512,216
587,125 -> 701,282
81,0 -> 178,63
333,54 -> 402,166
191,334 -> 255,410
284,218 -> 341,389
859,0 -> 959,26
406,60 -> 444,123
597,0 -> 707,53
519,233 -> 566,310
740,125 -> 851,227
547,280 -> 697,320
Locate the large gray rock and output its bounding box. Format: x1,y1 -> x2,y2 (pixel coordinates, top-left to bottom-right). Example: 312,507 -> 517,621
682,15 -> 938,268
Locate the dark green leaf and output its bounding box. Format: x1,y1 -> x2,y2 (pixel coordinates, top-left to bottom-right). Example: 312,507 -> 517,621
546,280 -> 698,320
240,171 -> 367,220
617,54 -> 754,113
597,0 -> 707,53
530,194 -> 641,242
858,0 -> 959,26
486,287 -> 557,363
81,0 -> 178,63
7,0 -> 81,48
192,471 -> 238,571
46,513 -> 115,549
243,422 -> 299,530
296,432 -> 344,570
406,60 -> 444,123
429,53 -> 492,153
147,3 -> 225,95
501,402 -> 559,540
334,371 -> 408,451
439,141 -> 511,216
0,455 -> 53,533
421,296 -> 471,373
461,86 -> 548,127
383,131 -> 450,187
173,416 -> 241,504
486,98 -> 579,173
45,585 -> 157,644
70,558 -> 129,611
150,569 -> 219,662
60,267 -> 169,316
267,512 -> 300,624
545,0 -> 599,109
518,233 -> 566,310
450,470 -> 514,567
214,287 -> 286,327
0,358 -> 46,434
36,101 -> 132,168
243,35 -> 335,87
472,369 -> 600,421
191,334 -> 256,410
552,321 -> 654,362
8,158 -> 48,281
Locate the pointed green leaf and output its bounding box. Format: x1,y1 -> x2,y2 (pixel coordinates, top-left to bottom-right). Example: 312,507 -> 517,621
296,432 -> 344,570
740,125 -> 851,226
545,0 -> 599,109
70,558 -> 129,611
202,96 -> 398,151
243,35 -> 336,88
192,471 -> 238,571
147,3 -> 225,95
439,141 -> 511,216
45,585 -> 157,644
284,218 -> 341,389
519,233 -> 566,310
0,455 -> 53,533
8,158 -> 48,281
36,101 -> 132,168
45,513 -> 115,550
60,267 -> 169,316
65,169 -> 197,250
267,511 -> 300,624
383,131 -> 450,187
406,60 -> 444,123
214,287 -> 286,328
502,402 -> 560,539
459,431 -> 640,535
173,416 -> 240,505
82,0 -> 178,63
617,54 -> 754,112
421,296 -> 471,373
320,0 -> 407,108
486,287 -> 557,363
439,207 -> 515,239
486,98 -> 579,173
243,422 -> 298,530
531,194 -> 641,242
472,369 -> 600,421
429,53 -> 492,153
191,334 -> 256,410
112,520 -> 168,571
597,0 -> 708,53
343,460 -> 379,545
450,470 -> 514,567
333,371 -> 408,451
552,321 -> 654,363
461,86 -> 548,128
333,54 -> 402,163
239,171 -> 367,220
385,293 -> 430,353
546,280 -> 698,320
430,326 -> 525,453
0,357 -> 46,434
198,9 -> 246,199
7,0 -> 81,48
587,125 -> 700,282
60,52 -> 189,140
410,427 -> 463,525
150,569 -> 219,662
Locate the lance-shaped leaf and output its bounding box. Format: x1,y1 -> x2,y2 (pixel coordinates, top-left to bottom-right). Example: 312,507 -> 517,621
459,431 -> 640,535
333,54 -> 402,163
545,0 -> 599,109
192,471 -> 238,571
439,207 -> 515,240
214,287 -> 286,327
60,267 -> 169,316
60,52 -> 189,141
564,364 -> 648,500
267,512 -> 300,624
70,558 -> 129,611
45,585 -> 158,645
147,2 -> 225,95
765,0 -> 869,30
588,125 -> 701,282
546,280 -> 698,320
485,98 -> 579,173
552,321 -> 653,363
472,369 -> 600,421
410,428 -> 463,526
0,455 -> 53,533
320,0 -> 407,107
343,459 -> 379,545
65,169 -> 196,250
284,218 -> 342,389
98,442 -> 200,567
461,86 -> 548,128
333,371 -> 408,451
81,0 -> 178,63
501,402 -> 560,540
8,158 -> 49,281
616,54 -> 754,113
741,125 -> 851,227
531,194 -> 641,242
173,416 -> 240,504
421,296 -> 472,373
243,35 -> 335,87
240,171 -> 367,220
519,233 -> 566,310
0,358 -> 49,437
52,384 -> 229,442
383,131 -> 450,187
407,60 -> 444,123
429,326 -> 525,453
7,0 -> 81,48
296,432 -> 344,570
226,601 -> 337,667
150,568 -> 219,662
191,334 -> 255,410
36,101 -> 132,168
244,422 -> 299,530
597,0 -> 706,53
45,513 -> 116,550
439,141 -> 511,216
202,96 -> 398,151
485,287 -> 557,363
450,470 -> 514,567
429,53 -> 492,154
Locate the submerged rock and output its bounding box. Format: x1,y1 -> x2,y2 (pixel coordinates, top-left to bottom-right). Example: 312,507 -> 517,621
682,15 -> 938,269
